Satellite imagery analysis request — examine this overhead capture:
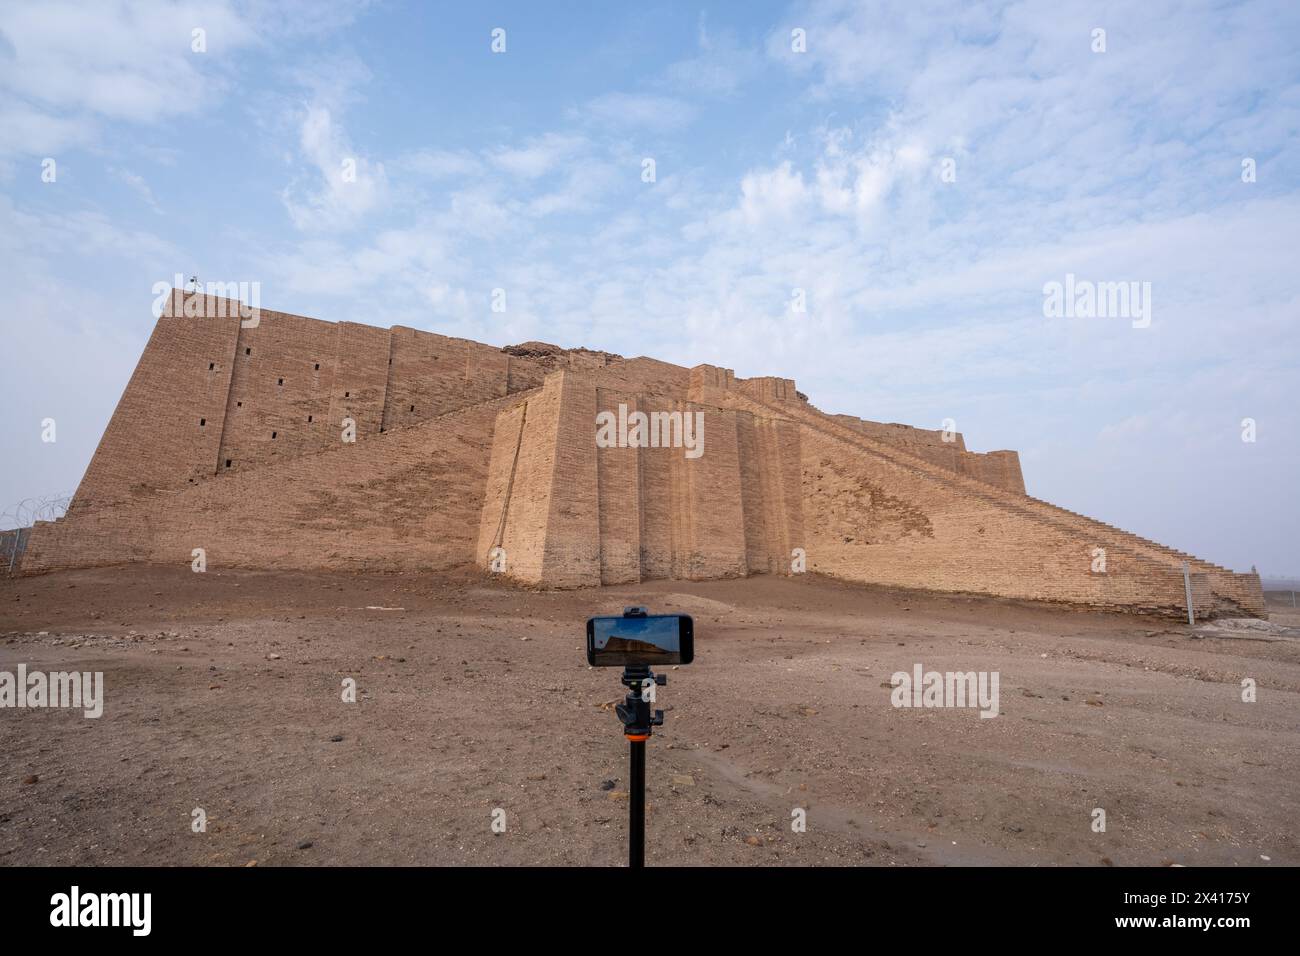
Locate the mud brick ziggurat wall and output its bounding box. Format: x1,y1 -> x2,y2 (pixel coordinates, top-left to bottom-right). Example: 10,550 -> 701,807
20,289 -> 1264,619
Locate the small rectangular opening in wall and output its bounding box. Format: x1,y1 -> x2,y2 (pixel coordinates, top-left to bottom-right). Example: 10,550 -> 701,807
314,363 -> 320,370
225,459 -> 232,468
271,431 -> 277,439
208,362 -> 215,370
237,401 -> 242,407
199,418 -> 206,426
277,377 -> 284,386
307,415 -> 313,422
344,391 -> 350,397
245,348 -> 251,355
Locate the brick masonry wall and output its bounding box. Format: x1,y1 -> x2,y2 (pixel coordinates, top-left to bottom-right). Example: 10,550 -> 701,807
480,382 -> 562,584
476,400 -> 529,573
736,412 -> 770,573
324,320 -> 392,446
463,340 -> 511,406
484,375 -> 802,587
797,425 -> 1196,612
541,374 -> 601,586
637,398 -> 680,580
720,386 -> 1263,616
595,387 -> 642,585
965,450 -> 1026,495
382,326 -> 462,429
681,403 -> 748,579
736,415 -> 804,574
70,292 -> 561,517
71,293 -> 241,512
33,297 -> 1263,618
828,414 -> 1026,495
475,372 -> 602,587
24,389 -> 536,574
218,307 -> 341,472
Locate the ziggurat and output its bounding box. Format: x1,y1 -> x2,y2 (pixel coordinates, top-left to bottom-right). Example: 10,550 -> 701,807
21,290 -> 1265,619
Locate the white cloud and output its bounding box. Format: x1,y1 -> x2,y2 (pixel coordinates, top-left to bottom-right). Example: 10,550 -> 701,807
394,148 -> 481,180
575,92 -> 696,131
110,166 -> 163,214
0,193 -> 176,267
664,14 -> 763,96
527,159 -> 620,216
0,0 -> 258,131
737,161 -> 808,224
0,103 -> 93,159
280,104 -> 387,231
488,133 -> 587,180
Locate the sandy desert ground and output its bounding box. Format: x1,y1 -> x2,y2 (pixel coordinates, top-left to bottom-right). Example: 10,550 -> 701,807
2,566 -> 1297,867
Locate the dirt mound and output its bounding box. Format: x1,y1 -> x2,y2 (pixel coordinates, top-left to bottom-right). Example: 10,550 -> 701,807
657,593 -> 737,616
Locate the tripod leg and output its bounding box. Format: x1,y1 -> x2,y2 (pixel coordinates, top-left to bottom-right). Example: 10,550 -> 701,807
629,738 -> 645,868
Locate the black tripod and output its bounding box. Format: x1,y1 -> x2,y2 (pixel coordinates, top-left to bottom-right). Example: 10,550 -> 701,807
615,663 -> 666,868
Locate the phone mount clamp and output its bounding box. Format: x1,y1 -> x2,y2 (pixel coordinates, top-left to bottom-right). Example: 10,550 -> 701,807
612,606 -> 666,868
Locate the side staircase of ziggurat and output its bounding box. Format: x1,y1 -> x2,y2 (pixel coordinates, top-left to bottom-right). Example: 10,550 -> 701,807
18,290 -> 1266,620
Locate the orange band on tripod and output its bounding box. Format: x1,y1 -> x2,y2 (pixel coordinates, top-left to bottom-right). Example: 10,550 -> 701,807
625,733 -> 649,742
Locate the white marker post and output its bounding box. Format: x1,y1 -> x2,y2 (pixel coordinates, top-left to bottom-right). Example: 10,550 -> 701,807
1182,561 -> 1195,626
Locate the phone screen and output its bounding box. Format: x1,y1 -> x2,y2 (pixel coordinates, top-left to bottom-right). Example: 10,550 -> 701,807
587,614 -> 692,666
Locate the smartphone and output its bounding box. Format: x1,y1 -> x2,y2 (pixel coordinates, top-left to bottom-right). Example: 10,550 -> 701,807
586,613 -> 694,666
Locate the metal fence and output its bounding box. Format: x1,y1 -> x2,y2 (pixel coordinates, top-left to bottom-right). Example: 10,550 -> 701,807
1,493 -> 71,573
1264,589 -> 1298,609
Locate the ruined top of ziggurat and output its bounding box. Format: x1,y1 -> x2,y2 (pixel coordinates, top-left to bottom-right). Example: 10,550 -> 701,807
21,289 -> 1264,619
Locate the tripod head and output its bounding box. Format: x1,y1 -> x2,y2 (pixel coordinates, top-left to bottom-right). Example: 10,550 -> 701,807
616,663 -> 667,739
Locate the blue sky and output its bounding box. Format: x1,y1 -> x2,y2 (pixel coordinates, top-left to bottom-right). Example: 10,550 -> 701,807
1,0 -> 1297,576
